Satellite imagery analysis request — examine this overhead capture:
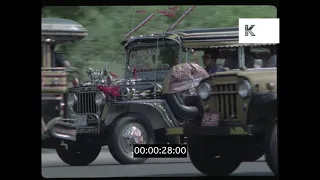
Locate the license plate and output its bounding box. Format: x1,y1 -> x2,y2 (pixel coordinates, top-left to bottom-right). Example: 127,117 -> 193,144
201,113 -> 220,126
76,115 -> 88,127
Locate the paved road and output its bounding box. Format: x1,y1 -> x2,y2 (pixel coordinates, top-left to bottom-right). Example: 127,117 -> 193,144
42,150 -> 274,178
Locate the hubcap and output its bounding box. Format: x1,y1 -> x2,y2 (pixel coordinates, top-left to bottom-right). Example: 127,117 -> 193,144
120,123 -> 147,158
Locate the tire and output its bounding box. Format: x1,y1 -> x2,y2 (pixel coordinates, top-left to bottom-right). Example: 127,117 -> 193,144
108,115 -> 155,164
188,137 -> 242,176
56,142 -> 101,166
242,145 -> 264,162
265,123 -> 278,175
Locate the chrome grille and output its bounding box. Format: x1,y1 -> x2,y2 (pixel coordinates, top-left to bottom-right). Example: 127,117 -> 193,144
212,83 -> 238,120
69,87 -> 99,114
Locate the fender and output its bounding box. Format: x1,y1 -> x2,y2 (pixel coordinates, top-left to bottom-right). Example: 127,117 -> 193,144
247,92 -> 277,125
101,99 -> 179,130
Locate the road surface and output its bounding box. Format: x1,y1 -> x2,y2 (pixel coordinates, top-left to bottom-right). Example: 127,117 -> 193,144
42,149 -> 274,178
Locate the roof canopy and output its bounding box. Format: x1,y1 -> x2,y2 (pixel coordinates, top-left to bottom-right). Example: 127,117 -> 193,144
121,27 -> 276,51
41,18 -> 88,42
176,27 -> 275,49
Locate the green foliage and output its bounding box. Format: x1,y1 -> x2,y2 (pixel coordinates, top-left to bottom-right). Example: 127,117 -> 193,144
42,5 -> 276,81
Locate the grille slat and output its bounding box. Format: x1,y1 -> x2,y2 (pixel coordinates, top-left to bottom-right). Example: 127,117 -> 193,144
214,84 -> 238,121
72,90 -> 98,114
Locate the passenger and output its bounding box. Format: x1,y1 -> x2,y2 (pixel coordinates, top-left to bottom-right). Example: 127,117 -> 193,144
202,49 -> 225,74
51,45 -> 70,67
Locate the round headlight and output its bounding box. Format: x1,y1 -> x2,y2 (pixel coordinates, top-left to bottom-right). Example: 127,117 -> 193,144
238,80 -> 252,98
197,82 -> 211,100
95,91 -> 106,105
121,87 -> 135,100
188,87 -> 196,95
67,93 -> 77,106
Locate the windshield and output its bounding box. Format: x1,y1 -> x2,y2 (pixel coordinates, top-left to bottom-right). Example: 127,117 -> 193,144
125,45 -> 180,80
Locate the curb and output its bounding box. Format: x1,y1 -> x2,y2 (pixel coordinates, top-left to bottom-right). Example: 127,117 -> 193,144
42,146 -> 109,154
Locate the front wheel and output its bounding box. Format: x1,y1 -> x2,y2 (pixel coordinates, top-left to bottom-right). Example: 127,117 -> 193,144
265,123 -> 278,175
242,145 -> 264,161
108,115 -> 155,164
188,137 -> 242,176
56,142 -> 101,166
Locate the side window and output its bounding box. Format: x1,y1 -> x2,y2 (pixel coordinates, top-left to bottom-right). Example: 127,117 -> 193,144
224,50 -> 238,69
251,47 -> 276,68
42,44 -> 46,67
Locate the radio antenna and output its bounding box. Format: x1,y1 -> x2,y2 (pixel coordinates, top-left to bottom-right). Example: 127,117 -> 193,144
124,13 -> 155,39
165,5 -> 196,33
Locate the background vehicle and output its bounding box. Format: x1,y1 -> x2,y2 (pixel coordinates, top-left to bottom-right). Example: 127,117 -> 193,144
42,18 -> 87,145
42,18 -> 91,165
58,7 -> 206,166
166,27 -> 278,176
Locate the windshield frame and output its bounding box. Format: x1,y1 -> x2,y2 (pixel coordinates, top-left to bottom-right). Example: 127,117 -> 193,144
124,38 -> 183,79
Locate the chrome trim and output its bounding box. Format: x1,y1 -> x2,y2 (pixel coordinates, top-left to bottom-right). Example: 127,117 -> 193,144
141,101 -> 178,127
51,132 -> 76,141
121,124 -> 147,158
43,117 -> 77,141
68,87 -> 100,115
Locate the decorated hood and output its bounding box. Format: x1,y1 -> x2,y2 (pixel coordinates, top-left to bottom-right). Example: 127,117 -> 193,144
166,63 -> 209,94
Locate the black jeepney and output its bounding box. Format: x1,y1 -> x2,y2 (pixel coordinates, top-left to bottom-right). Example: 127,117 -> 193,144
58,7 -> 209,166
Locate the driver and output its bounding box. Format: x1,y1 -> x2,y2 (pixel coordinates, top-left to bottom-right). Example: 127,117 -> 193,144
51,45 -> 70,67
202,49 -> 225,74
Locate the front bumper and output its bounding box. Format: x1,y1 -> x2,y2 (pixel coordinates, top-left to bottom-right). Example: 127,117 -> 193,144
184,123 -> 266,136
42,117 -> 77,141
166,123 -> 265,136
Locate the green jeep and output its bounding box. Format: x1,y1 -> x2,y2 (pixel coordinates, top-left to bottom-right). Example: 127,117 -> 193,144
167,27 -> 278,176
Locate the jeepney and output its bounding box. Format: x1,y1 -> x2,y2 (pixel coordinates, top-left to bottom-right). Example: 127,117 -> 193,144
58,7 -> 205,166
166,27 -> 278,176
41,18 -> 87,154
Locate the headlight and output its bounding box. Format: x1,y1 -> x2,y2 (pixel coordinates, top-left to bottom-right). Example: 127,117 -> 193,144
121,87 -> 135,100
188,87 -> 196,95
238,80 -> 252,98
95,91 -> 106,105
67,93 -> 77,106
197,82 -> 211,100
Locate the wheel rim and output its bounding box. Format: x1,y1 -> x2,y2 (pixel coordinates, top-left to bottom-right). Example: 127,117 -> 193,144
119,123 -> 148,158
